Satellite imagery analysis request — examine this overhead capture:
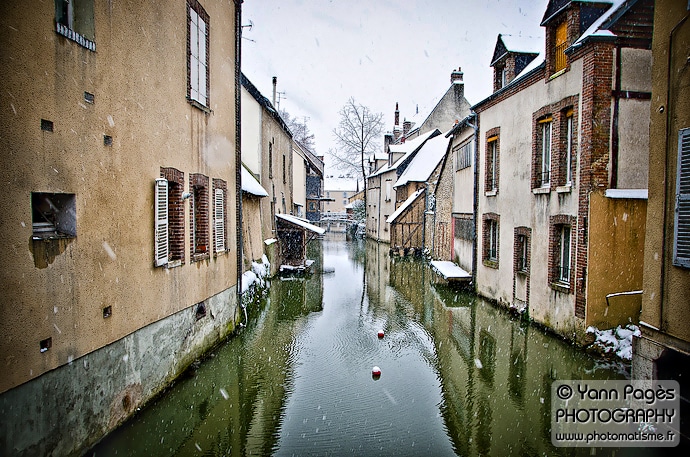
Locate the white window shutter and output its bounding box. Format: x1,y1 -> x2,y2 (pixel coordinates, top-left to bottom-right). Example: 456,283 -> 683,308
154,179 -> 169,266
674,128 -> 690,267
214,188 -> 226,252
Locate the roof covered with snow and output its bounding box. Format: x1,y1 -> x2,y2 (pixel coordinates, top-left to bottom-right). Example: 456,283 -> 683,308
242,166 -> 269,197
570,0 -> 626,50
370,129 -> 441,178
394,132 -> 450,188
501,34 -> 543,54
276,213 -> 326,234
430,261 -> 471,280
386,188 -> 425,224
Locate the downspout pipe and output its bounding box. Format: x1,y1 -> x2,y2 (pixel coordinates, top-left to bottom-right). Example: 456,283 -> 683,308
611,45 -> 621,189
466,113 -> 479,289
235,1 -> 246,327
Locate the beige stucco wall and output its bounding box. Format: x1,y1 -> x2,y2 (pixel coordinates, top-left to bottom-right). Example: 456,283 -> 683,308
259,115 -> 293,242
476,59 -> 584,335
0,0 -> 238,393
242,196 -> 265,267
616,48 -> 652,190
241,88 -> 263,176
586,192 -> 646,329
641,0 -> 690,345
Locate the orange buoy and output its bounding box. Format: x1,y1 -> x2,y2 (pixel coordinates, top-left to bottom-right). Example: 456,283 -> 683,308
372,366 -> 381,377
377,330 -> 385,339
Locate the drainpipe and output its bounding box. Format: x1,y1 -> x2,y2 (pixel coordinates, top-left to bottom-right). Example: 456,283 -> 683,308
611,45 -> 621,189
235,1 -> 245,327
466,113 -> 479,289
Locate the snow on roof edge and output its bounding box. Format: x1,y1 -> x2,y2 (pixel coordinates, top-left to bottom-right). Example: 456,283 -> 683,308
386,189 -> 425,224
276,213 -> 326,234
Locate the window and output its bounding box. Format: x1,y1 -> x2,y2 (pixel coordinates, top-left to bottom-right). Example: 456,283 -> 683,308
32,192 -> 77,239
283,154 -> 286,184
549,215 -> 575,290
308,201 -> 316,211
454,215 -> 474,241
188,1 -> 209,107
385,179 -> 392,202
564,111 -> 574,185
674,128 -> 690,268
268,142 -> 273,179
514,229 -> 530,274
455,140 -> 473,171
190,174 -> 210,259
483,213 -> 500,267
501,67 -> 507,88
213,179 -> 227,253
157,168 -> 185,267
485,129 -> 500,193
558,226 -> 571,282
343,192 -> 347,198
540,119 -> 552,187
54,0 -> 96,51
554,21 -> 567,74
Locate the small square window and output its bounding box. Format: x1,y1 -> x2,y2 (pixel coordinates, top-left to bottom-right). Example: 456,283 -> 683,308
40,337 -> 52,353
32,192 -> 77,239
41,119 -> 54,132
103,306 -> 112,318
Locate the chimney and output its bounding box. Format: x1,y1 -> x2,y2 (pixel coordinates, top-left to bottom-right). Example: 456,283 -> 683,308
451,67 -> 464,84
272,76 -> 277,106
394,102 -> 399,126
403,120 -> 412,139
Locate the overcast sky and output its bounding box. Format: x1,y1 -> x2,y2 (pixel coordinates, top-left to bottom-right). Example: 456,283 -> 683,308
241,0 -> 548,174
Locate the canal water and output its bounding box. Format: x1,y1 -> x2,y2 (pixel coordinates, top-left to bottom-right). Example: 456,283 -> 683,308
90,235 -> 658,456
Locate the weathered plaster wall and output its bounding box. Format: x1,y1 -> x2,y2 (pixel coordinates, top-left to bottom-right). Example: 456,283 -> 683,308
241,88 -> 263,176
0,286 -> 240,457
476,59 -> 584,337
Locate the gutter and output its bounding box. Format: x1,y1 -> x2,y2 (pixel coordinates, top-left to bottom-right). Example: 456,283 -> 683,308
235,1 -> 245,326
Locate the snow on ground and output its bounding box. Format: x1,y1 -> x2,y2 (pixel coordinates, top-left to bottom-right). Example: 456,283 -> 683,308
586,324 -> 641,360
241,256 -> 271,294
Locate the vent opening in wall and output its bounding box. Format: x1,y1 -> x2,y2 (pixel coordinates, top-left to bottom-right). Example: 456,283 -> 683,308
104,135 -> 113,146
31,192 -> 77,239
41,119 -> 54,132
195,303 -> 206,320
40,337 -> 52,353
84,92 -> 95,104
103,306 -> 112,318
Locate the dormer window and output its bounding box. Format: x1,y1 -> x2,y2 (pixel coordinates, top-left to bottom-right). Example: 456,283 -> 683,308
501,67 -> 508,88
554,21 -> 567,74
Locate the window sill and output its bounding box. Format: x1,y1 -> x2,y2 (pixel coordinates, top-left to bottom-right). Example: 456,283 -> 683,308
550,282 -> 571,294
556,185 -> 572,194
166,259 -> 183,269
549,69 -> 567,81
483,259 -> 499,269
532,187 -> 550,195
192,253 -> 210,262
56,23 -> 96,51
516,269 -> 529,277
485,189 -> 498,197
187,98 -> 212,114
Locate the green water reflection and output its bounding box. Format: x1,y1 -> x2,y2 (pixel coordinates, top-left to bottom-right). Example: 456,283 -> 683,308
91,235 -> 662,457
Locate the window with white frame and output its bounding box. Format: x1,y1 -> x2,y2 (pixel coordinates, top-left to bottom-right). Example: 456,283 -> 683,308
558,225 -> 571,283
188,1 -> 209,107
565,113 -> 573,185
540,119 -> 552,187
213,179 -> 227,253
674,127 -> 690,268
156,168 -> 185,267
549,215 -> 575,290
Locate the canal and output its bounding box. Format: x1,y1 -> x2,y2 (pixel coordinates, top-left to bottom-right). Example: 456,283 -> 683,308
90,235 -> 655,456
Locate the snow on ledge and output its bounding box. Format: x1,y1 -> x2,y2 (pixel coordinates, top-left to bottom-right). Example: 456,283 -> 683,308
276,213 -> 326,234
430,261 -> 471,280
605,189 -> 648,200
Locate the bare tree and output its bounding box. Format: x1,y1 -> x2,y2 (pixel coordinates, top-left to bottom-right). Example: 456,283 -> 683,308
280,109 -> 316,154
330,98 -> 384,206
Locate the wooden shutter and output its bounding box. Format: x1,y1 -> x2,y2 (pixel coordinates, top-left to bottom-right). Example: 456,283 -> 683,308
154,178 -> 169,266
214,188 -> 226,252
674,128 -> 690,267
